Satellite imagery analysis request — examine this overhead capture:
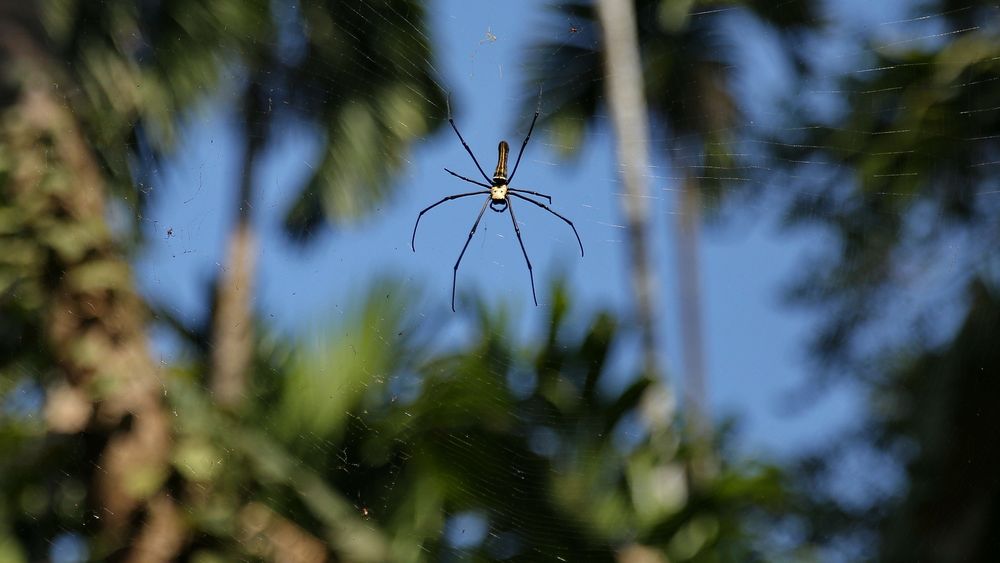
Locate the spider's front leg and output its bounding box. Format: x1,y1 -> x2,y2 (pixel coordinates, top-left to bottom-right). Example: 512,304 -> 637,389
451,197 -> 493,312
412,191 -> 488,251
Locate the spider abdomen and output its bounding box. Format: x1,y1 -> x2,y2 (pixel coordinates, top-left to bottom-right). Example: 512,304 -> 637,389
493,140 -> 509,181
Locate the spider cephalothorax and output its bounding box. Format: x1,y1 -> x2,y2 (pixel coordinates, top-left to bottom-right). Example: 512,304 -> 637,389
411,101 -> 584,311
489,141 -> 510,211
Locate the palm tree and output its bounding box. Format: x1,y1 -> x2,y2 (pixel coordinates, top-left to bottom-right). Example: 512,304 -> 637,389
775,2 -> 1000,557
1,0 -> 446,558
525,0 -> 815,437
0,2 -> 181,559
238,282 -> 800,561
209,0 -> 447,409
595,0 -> 660,380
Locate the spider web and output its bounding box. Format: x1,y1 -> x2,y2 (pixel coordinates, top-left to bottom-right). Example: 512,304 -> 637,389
137,0 -> 997,559
10,0 -> 998,560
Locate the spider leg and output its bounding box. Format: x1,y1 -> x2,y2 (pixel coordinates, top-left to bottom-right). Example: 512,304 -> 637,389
509,193 -> 584,257
507,89 -> 542,184
412,191 -> 488,251
506,198 -> 538,307
444,168 -> 492,189
452,197 -> 492,312
447,96 -> 492,184
507,188 -> 552,204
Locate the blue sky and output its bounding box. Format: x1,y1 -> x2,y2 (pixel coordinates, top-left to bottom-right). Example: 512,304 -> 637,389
132,0 -> 881,458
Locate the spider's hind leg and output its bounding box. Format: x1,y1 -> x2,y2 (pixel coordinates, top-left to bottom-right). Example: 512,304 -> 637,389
508,193 -> 584,257
451,197 -> 492,312
506,199 -> 538,307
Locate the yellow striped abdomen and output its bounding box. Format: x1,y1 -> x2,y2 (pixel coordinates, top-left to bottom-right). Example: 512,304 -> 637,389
493,140 -> 509,182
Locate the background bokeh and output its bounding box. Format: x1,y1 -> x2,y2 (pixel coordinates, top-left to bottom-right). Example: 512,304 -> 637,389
2,0 -> 998,561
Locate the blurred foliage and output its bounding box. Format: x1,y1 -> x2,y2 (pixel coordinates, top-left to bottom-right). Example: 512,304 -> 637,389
33,0 -> 445,241
1,280 -> 806,561
278,0 -> 447,240
1,2 -> 803,549
523,0 -> 816,202
523,0 -> 1000,560
2,0 -> 804,560
1,4 -> 181,557
39,0 -> 274,216
778,2 -> 1000,369
3,0 -> 1000,561
876,279 -> 1000,561
769,2 -> 1000,560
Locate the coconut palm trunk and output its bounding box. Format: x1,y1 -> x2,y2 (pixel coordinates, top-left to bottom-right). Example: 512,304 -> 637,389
210,82 -> 267,409
0,3 -> 181,559
676,171 -> 708,437
595,0 -> 661,378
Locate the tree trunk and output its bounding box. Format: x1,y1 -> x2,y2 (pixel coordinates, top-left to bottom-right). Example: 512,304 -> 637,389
675,172 -> 708,437
595,0 -> 661,378
0,4 -> 182,560
210,83 -> 265,409
211,220 -> 257,408
674,171 -> 717,481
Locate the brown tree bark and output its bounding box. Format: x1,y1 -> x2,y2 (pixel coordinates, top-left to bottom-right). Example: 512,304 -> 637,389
211,220 -> 257,408
210,83 -> 265,410
0,4 -> 183,560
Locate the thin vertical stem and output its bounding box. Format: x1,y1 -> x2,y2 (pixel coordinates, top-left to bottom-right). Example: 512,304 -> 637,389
595,0 -> 661,378
676,173 -> 708,437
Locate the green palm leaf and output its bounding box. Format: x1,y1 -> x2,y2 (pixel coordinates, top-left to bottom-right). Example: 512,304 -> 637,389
281,0 -> 446,240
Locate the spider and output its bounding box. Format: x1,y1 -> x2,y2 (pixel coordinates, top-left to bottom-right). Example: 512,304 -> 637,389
411,99 -> 584,311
